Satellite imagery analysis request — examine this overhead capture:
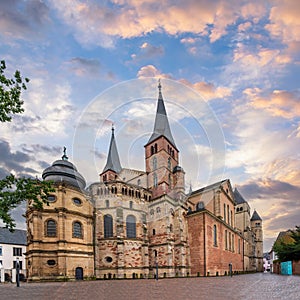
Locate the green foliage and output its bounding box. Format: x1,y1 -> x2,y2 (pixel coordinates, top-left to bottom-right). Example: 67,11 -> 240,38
0,174 -> 54,230
273,226 -> 300,262
0,60 -> 54,230
0,60 -> 29,122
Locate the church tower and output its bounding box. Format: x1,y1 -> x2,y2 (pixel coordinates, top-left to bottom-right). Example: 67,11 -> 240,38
144,80 -> 185,199
100,126 -> 122,182
251,210 -> 263,272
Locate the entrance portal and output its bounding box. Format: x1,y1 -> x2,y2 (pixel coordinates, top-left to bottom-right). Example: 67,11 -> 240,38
75,267 -> 83,280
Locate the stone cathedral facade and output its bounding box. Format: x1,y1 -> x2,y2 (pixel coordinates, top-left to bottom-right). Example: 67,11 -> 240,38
25,82 -> 263,280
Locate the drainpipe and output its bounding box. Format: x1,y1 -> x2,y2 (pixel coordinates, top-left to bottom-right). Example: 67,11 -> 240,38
203,214 -> 206,276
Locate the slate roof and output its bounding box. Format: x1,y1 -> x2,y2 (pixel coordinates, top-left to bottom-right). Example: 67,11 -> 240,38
0,227 -> 26,245
234,188 -> 247,204
251,210 -> 262,221
102,127 -> 122,174
146,81 -> 177,149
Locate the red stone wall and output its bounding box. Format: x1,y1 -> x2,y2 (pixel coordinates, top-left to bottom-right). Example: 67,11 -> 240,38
187,211 -> 244,276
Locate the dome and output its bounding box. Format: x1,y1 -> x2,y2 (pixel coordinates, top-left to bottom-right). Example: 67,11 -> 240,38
42,155 -> 86,190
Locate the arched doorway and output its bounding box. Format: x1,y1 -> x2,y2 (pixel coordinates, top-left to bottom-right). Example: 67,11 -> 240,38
75,267 -> 83,280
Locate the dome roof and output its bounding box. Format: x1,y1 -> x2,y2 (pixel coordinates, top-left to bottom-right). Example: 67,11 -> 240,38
42,153 -> 86,190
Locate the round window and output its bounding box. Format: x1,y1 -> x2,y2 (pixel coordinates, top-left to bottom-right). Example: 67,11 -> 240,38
105,256 -> 113,263
47,195 -> 56,202
47,260 -> 56,266
73,198 -> 82,205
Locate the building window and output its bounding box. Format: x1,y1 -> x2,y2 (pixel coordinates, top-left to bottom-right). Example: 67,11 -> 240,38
13,247 -> 22,256
227,205 -> 229,224
47,260 -> 56,266
213,225 -> 217,246
153,229 -> 156,235
126,215 -> 136,238
168,157 -> 171,170
129,201 -> 133,209
137,179 -> 141,186
73,221 -> 83,238
196,201 -> 204,210
150,209 -> 154,216
153,173 -> 158,187
105,200 -> 109,208
104,214 -> 113,238
153,157 -> 157,169
46,219 -> 57,237
0,246 -> 2,256
47,195 -> 56,202
230,210 -> 233,226
224,204 -> 226,222
72,197 -> 82,205
225,230 -> 228,250
238,239 -> 241,254
232,235 -> 234,252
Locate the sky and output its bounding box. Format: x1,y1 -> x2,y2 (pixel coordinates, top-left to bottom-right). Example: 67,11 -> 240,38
0,0 -> 299,252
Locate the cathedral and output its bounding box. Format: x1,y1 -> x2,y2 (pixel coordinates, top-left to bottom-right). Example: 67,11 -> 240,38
25,82 -> 263,280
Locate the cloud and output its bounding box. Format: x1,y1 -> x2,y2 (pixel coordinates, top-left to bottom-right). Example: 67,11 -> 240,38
0,139 -> 37,177
65,57 -> 101,77
244,88 -> 300,119
131,42 -> 164,62
48,0 -> 269,48
266,0 -> 300,45
0,0 -> 50,40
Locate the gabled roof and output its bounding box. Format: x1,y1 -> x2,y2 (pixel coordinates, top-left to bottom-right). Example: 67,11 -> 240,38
251,210 -> 262,221
102,127 -> 122,174
146,80 -> 176,149
190,179 -> 229,195
0,227 -> 26,245
234,188 -> 247,204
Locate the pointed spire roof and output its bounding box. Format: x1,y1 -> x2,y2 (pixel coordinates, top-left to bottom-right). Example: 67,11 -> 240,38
146,80 -> 177,148
102,126 -> 122,174
251,210 -> 262,221
234,188 -> 246,204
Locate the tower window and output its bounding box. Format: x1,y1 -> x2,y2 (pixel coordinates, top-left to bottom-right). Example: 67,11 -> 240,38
153,173 -> 158,187
73,221 -> 83,238
129,201 -> 133,209
104,214 -> 113,238
126,215 -> 136,238
105,200 -> 109,208
153,157 -> 157,169
168,157 -> 171,169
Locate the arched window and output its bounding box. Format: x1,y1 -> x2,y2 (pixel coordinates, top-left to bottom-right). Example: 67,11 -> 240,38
153,173 -> 158,187
104,214 -> 113,238
73,221 -> 82,238
168,157 -> 171,169
154,143 -> 158,153
126,215 -> 136,238
213,224 -> 217,246
46,219 -> 56,237
153,157 -> 157,169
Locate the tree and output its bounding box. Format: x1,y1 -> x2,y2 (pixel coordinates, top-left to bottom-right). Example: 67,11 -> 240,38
0,60 -> 54,230
273,226 -> 300,262
0,60 -> 29,122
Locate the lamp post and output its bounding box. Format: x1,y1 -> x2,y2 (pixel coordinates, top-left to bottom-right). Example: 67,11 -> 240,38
16,257 -> 20,287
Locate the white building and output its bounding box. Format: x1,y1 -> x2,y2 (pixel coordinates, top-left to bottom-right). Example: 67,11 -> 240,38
0,227 -> 26,282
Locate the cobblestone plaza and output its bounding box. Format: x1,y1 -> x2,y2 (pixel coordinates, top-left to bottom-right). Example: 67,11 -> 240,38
1,273 -> 299,300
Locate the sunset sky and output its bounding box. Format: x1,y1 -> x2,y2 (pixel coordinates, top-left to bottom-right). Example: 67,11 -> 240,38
1,0 -> 299,252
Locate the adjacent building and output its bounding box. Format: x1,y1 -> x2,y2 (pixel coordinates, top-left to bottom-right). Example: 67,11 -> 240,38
0,227 -> 26,281
25,82 -> 263,280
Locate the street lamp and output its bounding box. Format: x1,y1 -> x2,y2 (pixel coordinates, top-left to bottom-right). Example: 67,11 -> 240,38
16,257 -> 20,287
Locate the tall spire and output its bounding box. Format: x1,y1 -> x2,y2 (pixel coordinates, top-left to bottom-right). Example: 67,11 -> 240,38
147,80 -> 176,148
102,125 -> 122,174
